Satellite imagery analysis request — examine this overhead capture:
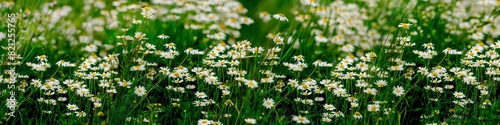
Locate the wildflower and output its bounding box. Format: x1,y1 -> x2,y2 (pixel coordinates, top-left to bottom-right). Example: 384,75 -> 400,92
423,43 -> 434,50
158,34 -> 169,39
130,65 -> 146,71
315,34 -> 328,43
384,108 -> 394,115
293,55 -> 305,62
195,91 -> 207,99
471,32 -> 484,40
262,98 -> 275,109
375,80 -> 387,87
273,36 -> 284,45
273,13 -> 288,22
363,88 -> 378,95
367,104 -> 380,112
118,80 -> 132,88
76,88 -> 90,97
141,7 -> 156,19
463,75 -> 476,84
322,117 -> 332,123
135,32 -> 147,40
453,91 -> 466,99
164,43 -> 176,50
292,115 -> 310,124
240,17 -> 254,25
208,32 -> 226,40
259,11 -> 271,22
323,104 -> 336,111
35,55 -> 48,62
389,65 -> 404,71
75,111 -> 87,117
6,98 -> 17,110
134,86 -> 146,96
245,80 -> 259,89
393,86 -> 405,97
244,118 -> 257,124
398,23 -> 411,29
198,119 -> 213,125
353,111 -> 362,119
225,99 -> 234,106
132,18 -> 142,24
67,104 -> 79,111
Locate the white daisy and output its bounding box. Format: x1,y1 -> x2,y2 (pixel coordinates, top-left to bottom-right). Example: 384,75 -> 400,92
134,86 -> 146,97
393,86 -> 405,97
262,98 -> 275,109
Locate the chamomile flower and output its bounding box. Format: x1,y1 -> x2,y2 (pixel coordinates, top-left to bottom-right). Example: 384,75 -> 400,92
273,36 -> 285,45
262,98 -> 275,109
195,91 -> 207,99
393,86 -> 405,97
273,13 -> 288,22
6,98 -> 17,110
67,104 -> 79,111
245,80 -> 259,89
367,104 -> 380,112
135,32 -> 147,40
353,111 -> 362,119
35,55 -> 48,62
75,111 -> 87,117
323,104 -> 336,111
398,23 -> 411,29
292,115 -> 310,124
134,86 -> 146,96
118,80 -> 132,88
375,80 -> 387,87
198,119 -> 213,125
244,118 -> 257,124
130,65 -> 146,71
453,91 -> 466,99
259,11 -> 271,22
158,34 -> 170,39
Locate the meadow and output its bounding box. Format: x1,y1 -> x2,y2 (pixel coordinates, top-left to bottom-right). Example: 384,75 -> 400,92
1,0 -> 500,124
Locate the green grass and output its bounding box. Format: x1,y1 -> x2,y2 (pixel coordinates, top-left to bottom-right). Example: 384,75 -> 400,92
1,0 -> 500,124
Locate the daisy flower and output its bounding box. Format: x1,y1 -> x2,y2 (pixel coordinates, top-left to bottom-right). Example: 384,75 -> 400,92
245,80 -> 259,89
273,13 -> 288,22
273,36 -> 284,45
353,111 -> 362,119
134,86 -> 146,96
292,115 -> 310,124
35,55 -> 48,62
367,104 -> 380,112
262,98 -> 275,109
198,119 -> 213,125
259,11 -> 271,22
393,86 -> 405,97
375,80 -> 387,87
75,111 -> 87,117
130,65 -> 146,71
118,80 -> 132,88
292,55 -> 305,62
315,34 -> 328,43
398,23 -> 411,29
67,104 -> 79,111
134,32 -> 147,40
323,104 -> 336,111
158,34 -> 169,39
6,98 -> 17,110
195,91 -> 207,99
453,91 -> 466,99
244,118 -> 257,124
